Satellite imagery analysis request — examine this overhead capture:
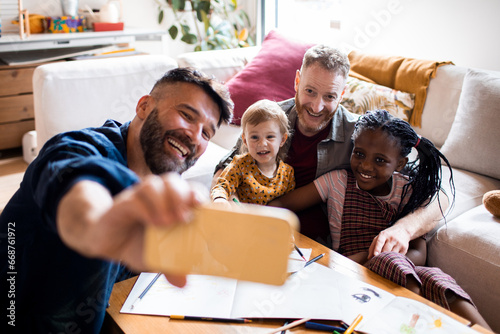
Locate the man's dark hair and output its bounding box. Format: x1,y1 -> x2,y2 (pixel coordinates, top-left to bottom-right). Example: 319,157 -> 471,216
150,67 -> 233,126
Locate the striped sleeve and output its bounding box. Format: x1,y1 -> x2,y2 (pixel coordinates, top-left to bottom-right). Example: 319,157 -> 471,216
314,169 -> 348,250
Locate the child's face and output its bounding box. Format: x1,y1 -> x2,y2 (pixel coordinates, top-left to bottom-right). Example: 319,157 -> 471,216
242,120 -> 287,168
350,128 -> 408,196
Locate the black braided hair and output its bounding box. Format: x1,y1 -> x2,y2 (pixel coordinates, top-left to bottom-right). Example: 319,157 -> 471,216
352,109 -> 455,221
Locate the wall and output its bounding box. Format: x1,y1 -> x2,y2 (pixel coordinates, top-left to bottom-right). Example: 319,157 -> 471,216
272,0 -> 500,71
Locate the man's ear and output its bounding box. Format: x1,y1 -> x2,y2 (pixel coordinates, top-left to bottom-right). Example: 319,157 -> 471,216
294,70 -> 301,92
396,157 -> 409,172
136,95 -> 152,120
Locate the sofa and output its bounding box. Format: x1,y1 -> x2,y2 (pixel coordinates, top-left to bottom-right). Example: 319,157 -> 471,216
30,33 -> 500,331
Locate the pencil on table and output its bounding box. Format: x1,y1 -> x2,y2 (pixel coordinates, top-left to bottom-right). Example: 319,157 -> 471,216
294,244 -> 307,261
344,314 -> 363,334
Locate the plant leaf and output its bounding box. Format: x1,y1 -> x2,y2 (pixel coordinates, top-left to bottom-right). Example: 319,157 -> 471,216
168,25 -> 178,39
196,0 -> 211,22
180,24 -> 191,34
171,0 -> 181,11
179,0 -> 186,10
158,10 -> 164,24
181,32 -> 198,44
200,10 -> 210,33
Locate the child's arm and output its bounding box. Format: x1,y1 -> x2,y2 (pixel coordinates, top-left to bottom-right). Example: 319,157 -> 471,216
211,160 -> 241,203
268,182 -> 323,212
406,236 -> 427,266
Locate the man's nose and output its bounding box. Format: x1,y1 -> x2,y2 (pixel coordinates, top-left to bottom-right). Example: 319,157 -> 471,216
311,97 -> 325,113
189,123 -> 204,146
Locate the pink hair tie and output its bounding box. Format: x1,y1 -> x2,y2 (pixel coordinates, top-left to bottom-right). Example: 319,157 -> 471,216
414,135 -> 422,148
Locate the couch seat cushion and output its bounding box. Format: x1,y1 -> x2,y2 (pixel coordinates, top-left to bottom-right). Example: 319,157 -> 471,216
427,205 -> 500,332
440,167 -> 500,222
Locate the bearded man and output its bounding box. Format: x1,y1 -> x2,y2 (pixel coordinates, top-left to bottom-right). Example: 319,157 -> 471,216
0,68 -> 233,333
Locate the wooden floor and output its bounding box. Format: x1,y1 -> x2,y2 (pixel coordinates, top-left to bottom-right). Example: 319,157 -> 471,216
0,148 -> 28,213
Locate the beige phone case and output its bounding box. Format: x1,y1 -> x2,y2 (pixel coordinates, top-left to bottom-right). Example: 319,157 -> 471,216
143,203 -> 299,286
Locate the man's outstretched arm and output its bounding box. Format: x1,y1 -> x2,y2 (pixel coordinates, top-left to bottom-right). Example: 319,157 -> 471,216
57,173 -> 200,287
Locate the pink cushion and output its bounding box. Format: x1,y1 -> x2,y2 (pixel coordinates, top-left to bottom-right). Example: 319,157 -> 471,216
225,30 -> 314,125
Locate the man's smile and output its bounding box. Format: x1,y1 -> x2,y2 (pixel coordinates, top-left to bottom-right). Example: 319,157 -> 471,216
167,137 -> 189,157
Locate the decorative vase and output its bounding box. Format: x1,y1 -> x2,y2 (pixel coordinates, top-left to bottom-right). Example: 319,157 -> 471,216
61,0 -> 79,17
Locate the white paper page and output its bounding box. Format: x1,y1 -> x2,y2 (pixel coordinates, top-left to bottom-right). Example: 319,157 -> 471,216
358,297 -> 478,334
121,249 -> 313,318
121,272 -> 238,318
334,272 -> 396,324
231,262 -> 342,320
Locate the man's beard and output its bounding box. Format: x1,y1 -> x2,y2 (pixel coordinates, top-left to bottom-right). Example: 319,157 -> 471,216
295,92 -> 336,135
140,108 -> 197,174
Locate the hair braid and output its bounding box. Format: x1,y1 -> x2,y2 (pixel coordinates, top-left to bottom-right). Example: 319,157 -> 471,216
353,110 -> 455,221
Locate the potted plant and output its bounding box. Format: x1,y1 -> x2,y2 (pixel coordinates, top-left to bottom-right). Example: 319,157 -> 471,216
155,0 -> 255,51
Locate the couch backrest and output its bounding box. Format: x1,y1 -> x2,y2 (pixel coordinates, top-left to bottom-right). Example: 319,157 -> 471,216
177,47 -> 261,84
33,55 -> 178,149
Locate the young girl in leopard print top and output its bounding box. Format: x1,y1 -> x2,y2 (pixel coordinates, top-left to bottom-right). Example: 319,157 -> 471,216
211,99 -> 295,206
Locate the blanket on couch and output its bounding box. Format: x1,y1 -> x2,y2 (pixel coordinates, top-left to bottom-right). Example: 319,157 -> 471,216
348,51 -> 453,127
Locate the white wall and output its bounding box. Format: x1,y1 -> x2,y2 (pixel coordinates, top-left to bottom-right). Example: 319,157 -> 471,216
273,0 -> 500,71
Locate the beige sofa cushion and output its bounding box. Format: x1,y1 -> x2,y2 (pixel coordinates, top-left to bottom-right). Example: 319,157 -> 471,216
440,69 -> 500,179
440,167 -> 500,222
428,205 -> 500,331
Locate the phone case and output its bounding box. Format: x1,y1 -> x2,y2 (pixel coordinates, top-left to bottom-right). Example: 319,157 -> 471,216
143,203 -> 299,285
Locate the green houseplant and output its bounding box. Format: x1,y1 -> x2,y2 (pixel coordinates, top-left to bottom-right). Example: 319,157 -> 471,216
156,0 -> 255,51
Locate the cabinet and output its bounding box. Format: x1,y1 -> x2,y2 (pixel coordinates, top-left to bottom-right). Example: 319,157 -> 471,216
0,62 -> 38,150
0,28 -> 166,150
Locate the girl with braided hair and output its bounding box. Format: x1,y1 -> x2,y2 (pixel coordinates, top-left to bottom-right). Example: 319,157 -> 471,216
270,109 -> 490,329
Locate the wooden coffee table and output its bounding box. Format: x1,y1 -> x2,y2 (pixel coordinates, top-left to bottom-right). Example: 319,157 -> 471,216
103,232 -> 471,333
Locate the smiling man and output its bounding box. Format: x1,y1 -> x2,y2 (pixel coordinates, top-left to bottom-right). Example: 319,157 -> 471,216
0,68 -> 233,333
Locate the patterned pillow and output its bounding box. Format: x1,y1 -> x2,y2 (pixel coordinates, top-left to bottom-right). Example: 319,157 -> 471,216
341,77 -> 415,122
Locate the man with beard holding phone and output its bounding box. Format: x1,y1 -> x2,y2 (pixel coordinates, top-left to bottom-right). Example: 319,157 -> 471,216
0,68 -> 233,333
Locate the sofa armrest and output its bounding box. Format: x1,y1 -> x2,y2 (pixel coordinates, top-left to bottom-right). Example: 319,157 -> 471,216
176,47 -> 260,83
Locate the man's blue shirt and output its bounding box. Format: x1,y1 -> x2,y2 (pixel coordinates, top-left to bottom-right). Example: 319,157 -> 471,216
1,120 -> 139,333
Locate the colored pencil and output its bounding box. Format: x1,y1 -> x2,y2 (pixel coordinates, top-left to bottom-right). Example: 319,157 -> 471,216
267,318 -> 311,334
305,321 -> 346,332
170,315 -> 252,323
130,272 -> 162,310
304,253 -> 324,267
344,314 -> 363,334
294,244 -> 307,261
